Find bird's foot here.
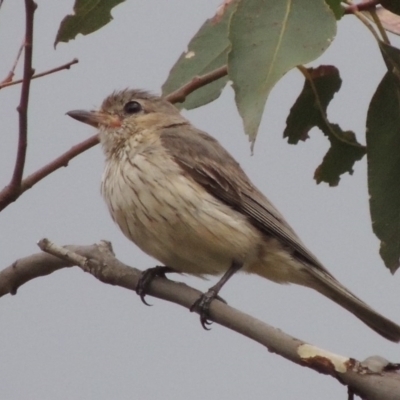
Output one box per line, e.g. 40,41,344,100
136,266,175,306
190,289,227,330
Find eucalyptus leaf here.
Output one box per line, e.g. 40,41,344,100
229,0,336,147
367,72,400,273
284,66,365,186
55,0,125,47
162,1,236,110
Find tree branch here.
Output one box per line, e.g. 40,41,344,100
0,0,36,211
165,65,228,104
20,134,99,193
14,0,36,190
0,58,79,90
0,239,399,399
0,40,24,85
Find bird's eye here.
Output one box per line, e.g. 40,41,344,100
123,101,142,114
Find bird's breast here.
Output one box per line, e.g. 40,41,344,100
100,148,263,276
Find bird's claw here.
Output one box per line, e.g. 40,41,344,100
190,289,227,330
136,266,174,306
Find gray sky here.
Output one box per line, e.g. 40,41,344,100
1,1,400,399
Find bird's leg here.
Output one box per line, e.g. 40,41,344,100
190,260,243,329
136,266,177,305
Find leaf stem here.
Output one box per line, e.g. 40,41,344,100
344,1,381,42
369,8,390,44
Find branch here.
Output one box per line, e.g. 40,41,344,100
165,65,228,103
0,58,82,211
0,0,36,210
20,134,99,193
0,58,79,90
0,40,24,85
0,239,399,399
0,134,99,211
14,0,36,189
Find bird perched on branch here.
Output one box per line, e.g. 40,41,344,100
67,89,400,342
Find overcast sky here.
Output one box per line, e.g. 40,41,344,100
1,1,400,399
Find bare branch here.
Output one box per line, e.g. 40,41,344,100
0,0,36,210
38,238,89,265
0,58,79,90
20,134,99,193
14,0,36,187
0,39,24,85
165,65,228,103
0,135,98,210
0,241,112,297
1,239,400,399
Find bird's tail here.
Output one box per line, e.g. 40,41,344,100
305,266,400,342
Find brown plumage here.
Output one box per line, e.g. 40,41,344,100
67,89,400,342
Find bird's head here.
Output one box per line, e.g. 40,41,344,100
67,89,185,158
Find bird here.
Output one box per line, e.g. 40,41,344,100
67,88,400,342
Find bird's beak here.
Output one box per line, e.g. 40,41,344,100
66,110,121,128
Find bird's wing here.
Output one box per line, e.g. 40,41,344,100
160,125,327,272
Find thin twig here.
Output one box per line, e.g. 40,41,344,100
0,40,24,85
20,134,99,193
165,65,228,103
0,135,98,211
38,238,91,269
0,0,37,211
14,0,36,188
0,58,79,90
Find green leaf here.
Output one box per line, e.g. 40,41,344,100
379,41,400,79
314,125,366,186
55,0,125,47
325,0,344,19
162,1,236,110
284,66,365,186
284,66,341,144
380,0,400,16
228,0,336,147
367,72,400,273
